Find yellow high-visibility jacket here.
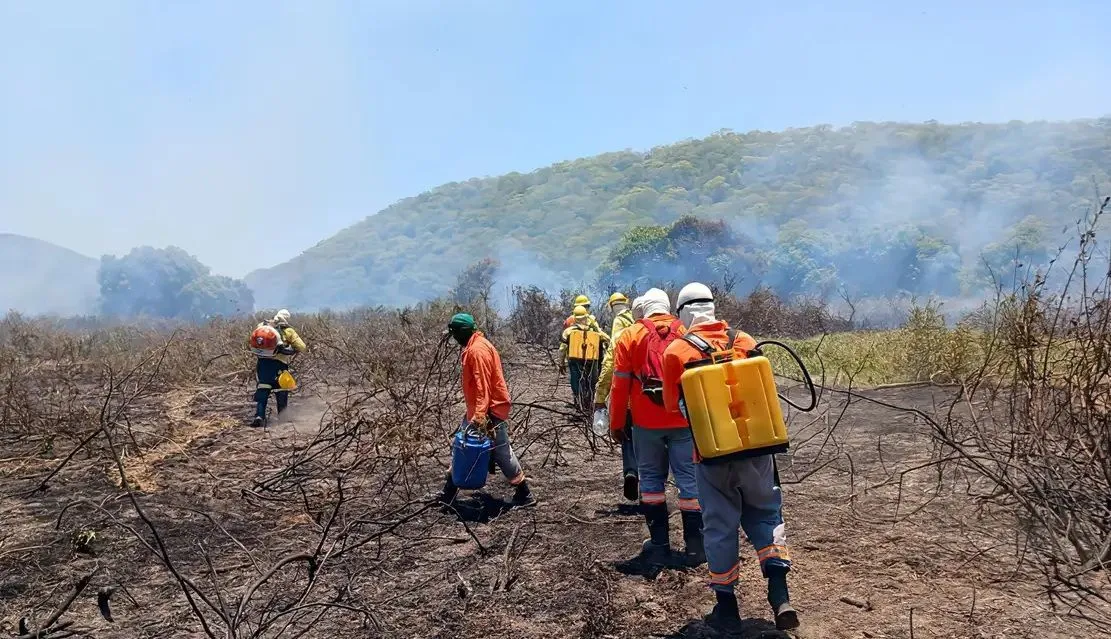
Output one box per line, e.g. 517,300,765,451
559,323,610,365
593,310,635,406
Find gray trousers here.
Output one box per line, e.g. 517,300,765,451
488,418,526,485
696,455,791,593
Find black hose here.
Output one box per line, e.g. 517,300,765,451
754,340,818,412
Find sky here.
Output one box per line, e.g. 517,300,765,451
1,1,1109,277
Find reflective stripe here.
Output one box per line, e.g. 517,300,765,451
678,497,701,512
756,544,791,562
709,563,740,586
257,383,273,390
614,371,633,379
640,492,666,505
509,471,526,486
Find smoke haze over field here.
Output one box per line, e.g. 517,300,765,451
2,1,1111,281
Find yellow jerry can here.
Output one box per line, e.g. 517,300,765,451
679,355,788,459
568,328,602,360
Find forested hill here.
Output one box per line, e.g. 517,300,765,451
247,119,1111,309
0,234,99,316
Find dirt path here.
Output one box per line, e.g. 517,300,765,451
1,374,1101,638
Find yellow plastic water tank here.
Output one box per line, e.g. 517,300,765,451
568,328,602,360
679,355,788,459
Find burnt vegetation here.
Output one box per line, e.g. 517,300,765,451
1,201,1110,638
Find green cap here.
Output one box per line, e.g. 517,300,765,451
447,313,476,331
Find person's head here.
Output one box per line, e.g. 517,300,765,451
607,292,629,314
573,294,591,312
630,296,645,320
676,282,715,328
637,288,671,319
572,305,590,327
445,313,477,346
273,309,291,326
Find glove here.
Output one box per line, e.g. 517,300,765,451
609,427,625,444
748,347,765,358
558,363,567,376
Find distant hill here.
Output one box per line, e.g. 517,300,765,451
0,234,99,316
247,119,1111,309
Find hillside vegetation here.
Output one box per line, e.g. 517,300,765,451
0,234,99,316
248,119,1111,309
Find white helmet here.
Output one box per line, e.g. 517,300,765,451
676,282,713,311
639,288,671,318
274,309,291,323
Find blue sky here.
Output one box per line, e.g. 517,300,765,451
1,1,1109,276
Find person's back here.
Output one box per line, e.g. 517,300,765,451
461,331,511,422
610,315,689,430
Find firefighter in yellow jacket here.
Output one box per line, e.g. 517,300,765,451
559,305,610,411
250,309,307,427
594,292,639,500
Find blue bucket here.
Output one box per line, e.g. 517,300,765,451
451,425,493,490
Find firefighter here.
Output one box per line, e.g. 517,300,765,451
608,288,703,565
250,309,307,428
563,294,602,330
437,313,536,508
594,292,640,501
559,305,610,411
661,282,798,632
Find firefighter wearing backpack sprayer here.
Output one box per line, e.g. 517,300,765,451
608,288,704,566
661,282,800,633
248,309,307,428
559,305,610,411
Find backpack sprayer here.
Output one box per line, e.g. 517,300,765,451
679,338,816,462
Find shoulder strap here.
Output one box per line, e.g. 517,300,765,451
682,333,715,357
726,327,736,345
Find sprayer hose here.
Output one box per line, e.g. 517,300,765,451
754,339,818,413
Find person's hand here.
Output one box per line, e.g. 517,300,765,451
471,414,493,437
277,345,296,355
609,428,625,444
558,363,567,376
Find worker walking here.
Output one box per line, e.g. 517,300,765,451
594,292,640,501
661,283,799,632
437,313,536,508
608,288,704,565
559,305,610,411
248,309,307,428
563,294,602,330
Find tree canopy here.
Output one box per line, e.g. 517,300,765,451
98,246,254,320
247,119,1111,309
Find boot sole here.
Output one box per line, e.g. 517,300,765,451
623,475,639,501
775,609,800,631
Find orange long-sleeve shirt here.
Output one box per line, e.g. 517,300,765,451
661,320,758,414
608,315,689,432
461,332,512,422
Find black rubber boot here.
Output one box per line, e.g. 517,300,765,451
250,416,264,428
640,503,671,564
512,481,537,507
680,510,706,566
704,589,743,634
436,472,458,507
622,472,639,502
767,567,799,630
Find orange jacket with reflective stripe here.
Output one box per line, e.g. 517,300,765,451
662,320,757,415
608,314,689,431
461,332,511,422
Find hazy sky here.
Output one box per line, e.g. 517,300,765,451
2,1,1109,277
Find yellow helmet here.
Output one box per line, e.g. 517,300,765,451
572,305,589,318
573,294,590,307
607,292,629,308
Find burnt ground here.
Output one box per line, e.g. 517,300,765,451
0,357,1104,639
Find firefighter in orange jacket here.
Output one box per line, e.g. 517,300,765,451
608,288,703,565
661,283,798,632
436,313,536,508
